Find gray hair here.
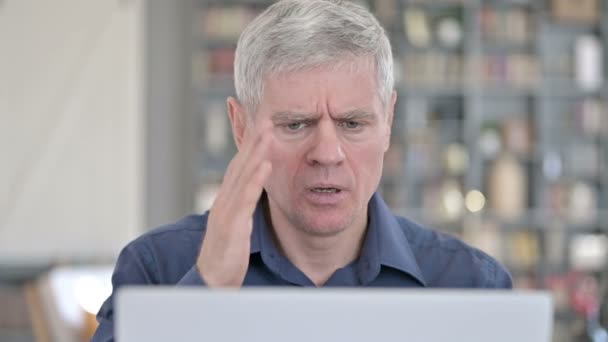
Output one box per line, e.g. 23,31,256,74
234,0,394,114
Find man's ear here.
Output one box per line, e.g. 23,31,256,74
384,90,397,152
227,97,248,150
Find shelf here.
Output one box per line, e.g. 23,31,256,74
480,0,537,7
541,16,602,33
401,43,466,54
476,86,539,97
187,2,608,333
481,152,540,164
196,38,238,48
480,42,536,54
193,77,235,96
391,208,608,232
398,85,466,97
403,0,473,8
197,0,273,7
539,83,607,98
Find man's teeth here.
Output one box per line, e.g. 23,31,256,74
312,188,339,193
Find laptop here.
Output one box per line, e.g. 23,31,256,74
116,287,553,342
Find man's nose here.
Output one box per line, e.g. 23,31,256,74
305,121,345,166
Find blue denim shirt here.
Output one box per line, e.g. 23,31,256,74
92,192,512,341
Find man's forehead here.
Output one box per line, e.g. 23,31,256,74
261,75,381,108
271,57,377,78
262,58,378,91
270,109,378,121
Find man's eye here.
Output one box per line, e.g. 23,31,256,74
342,121,360,129
286,122,306,131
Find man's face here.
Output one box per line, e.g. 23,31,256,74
250,62,395,236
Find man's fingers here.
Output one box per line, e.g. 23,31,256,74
242,161,272,208
198,118,273,288
238,118,272,163
223,119,272,185
235,131,273,190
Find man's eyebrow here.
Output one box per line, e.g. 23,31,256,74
271,111,318,122
335,109,378,120
270,109,377,122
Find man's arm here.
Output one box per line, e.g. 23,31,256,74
491,261,514,289
196,115,273,287
91,240,207,342
91,242,159,342
92,109,273,341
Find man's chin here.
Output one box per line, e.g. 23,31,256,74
297,225,347,237
293,212,353,237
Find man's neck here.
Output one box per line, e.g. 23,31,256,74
263,200,368,286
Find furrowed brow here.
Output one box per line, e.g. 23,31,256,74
335,109,377,121
271,111,318,123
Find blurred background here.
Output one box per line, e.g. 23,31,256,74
1,0,607,341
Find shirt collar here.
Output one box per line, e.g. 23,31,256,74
250,196,264,254
359,192,426,286
249,192,426,286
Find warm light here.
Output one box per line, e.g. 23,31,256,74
570,234,608,271
465,190,486,213
48,266,113,329
442,183,464,219
444,144,469,175
75,275,112,315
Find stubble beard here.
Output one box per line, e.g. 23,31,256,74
287,204,361,238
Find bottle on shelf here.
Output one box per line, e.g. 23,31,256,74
487,152,528,221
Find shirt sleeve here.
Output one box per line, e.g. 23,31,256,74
90,241,206,342
177,265,207,286
493,263,514,289
91,243,150,342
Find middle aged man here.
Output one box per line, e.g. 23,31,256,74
92,0,512,340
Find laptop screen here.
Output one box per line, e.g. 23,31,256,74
117,287,553,342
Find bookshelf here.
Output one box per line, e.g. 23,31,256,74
186,0,608,339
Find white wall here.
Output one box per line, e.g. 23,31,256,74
0,0,143,262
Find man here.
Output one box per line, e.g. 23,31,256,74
92,0,512,340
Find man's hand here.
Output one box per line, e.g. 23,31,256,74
197,121,273,287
